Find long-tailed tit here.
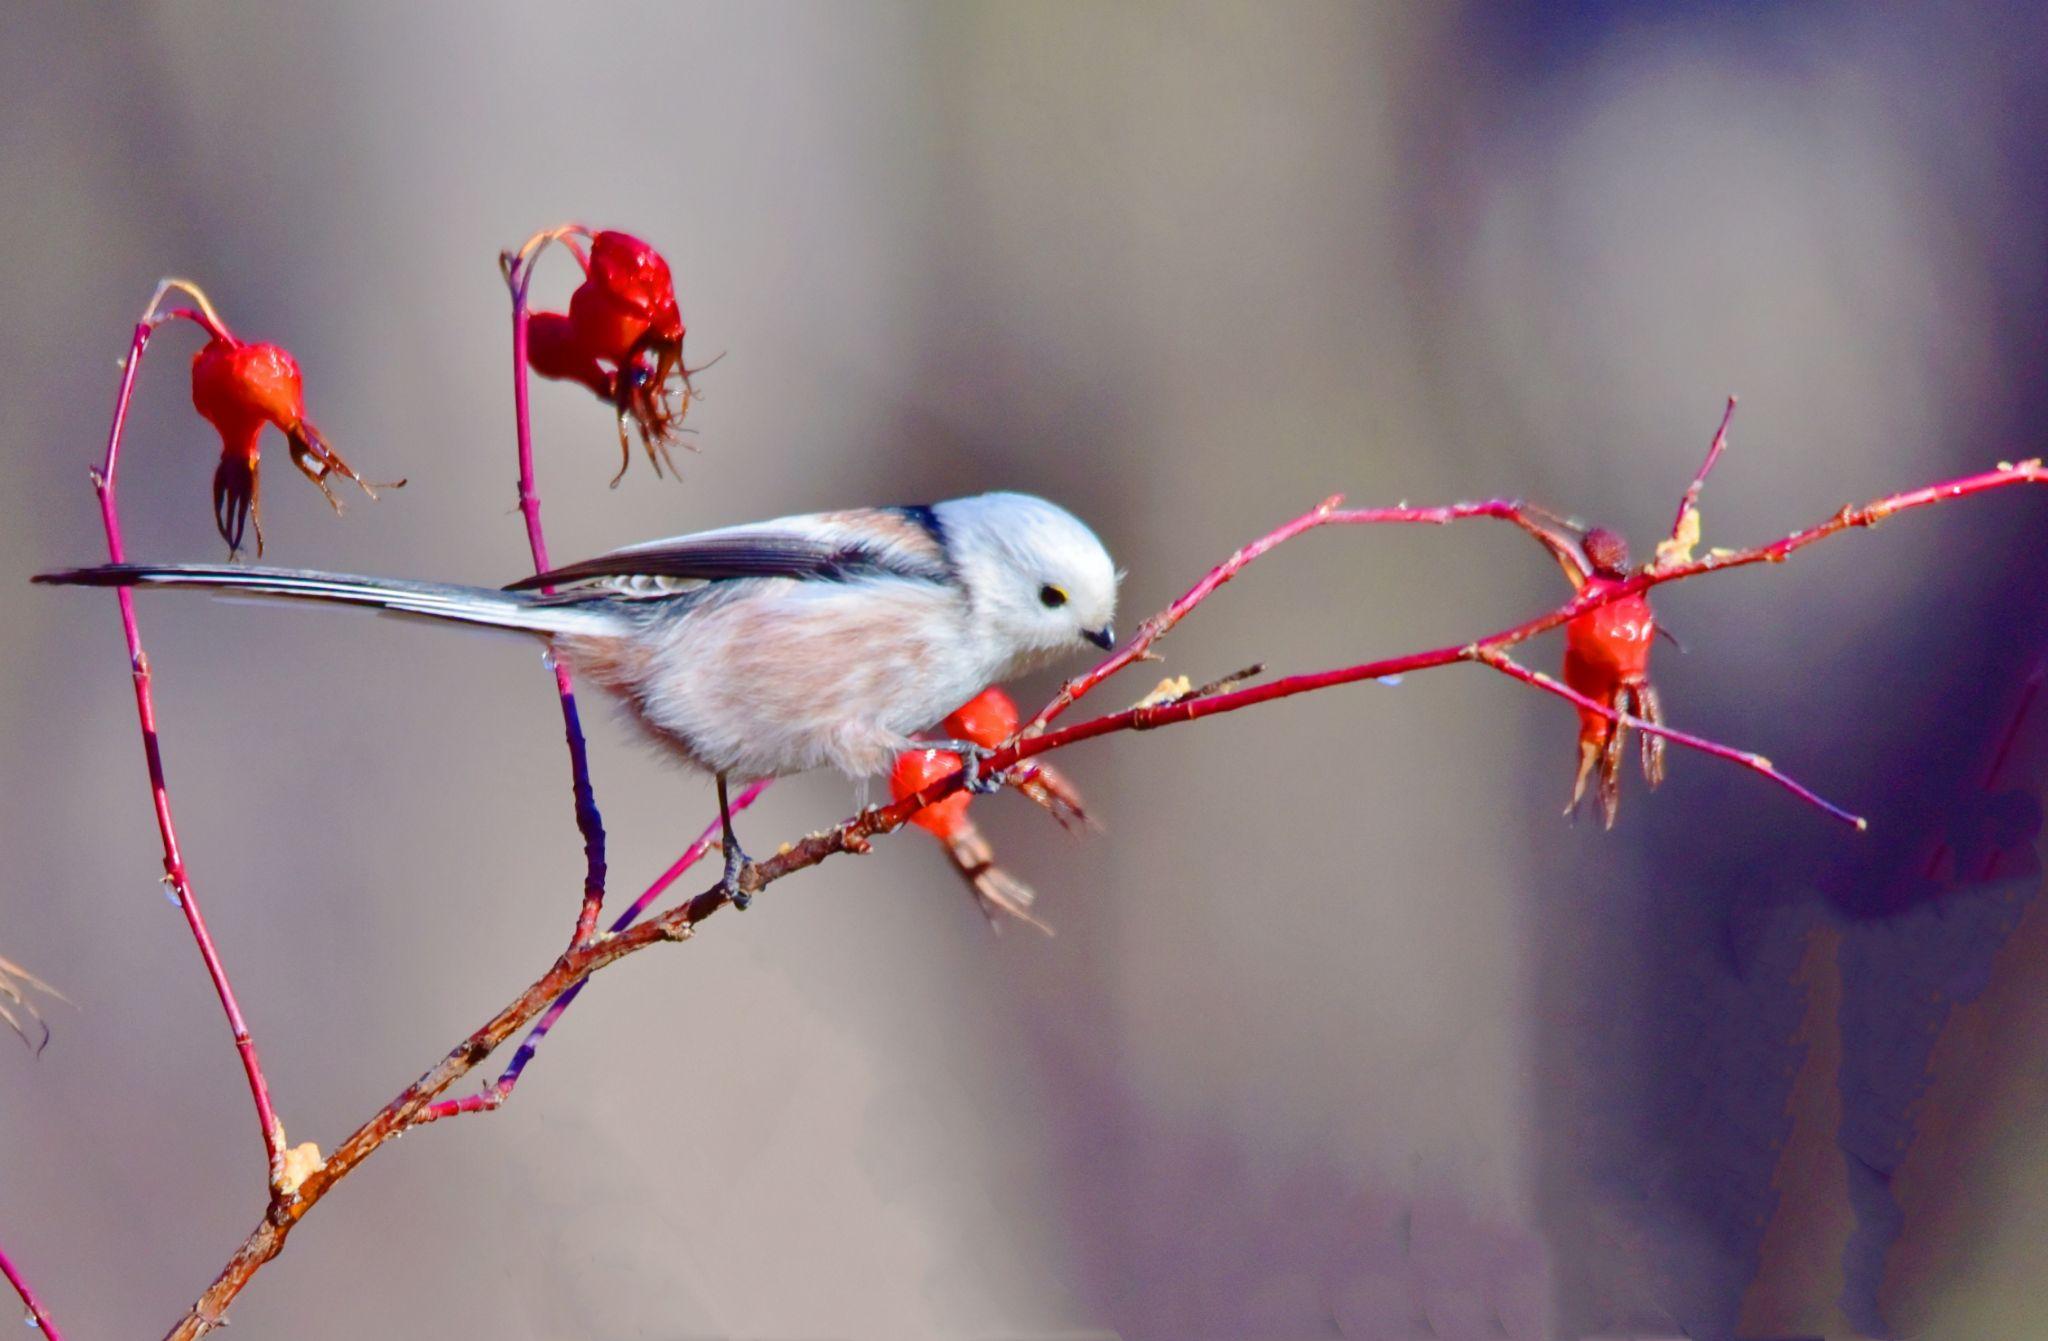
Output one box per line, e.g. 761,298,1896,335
38,491,1119,904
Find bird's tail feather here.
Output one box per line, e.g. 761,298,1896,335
31,564,610,637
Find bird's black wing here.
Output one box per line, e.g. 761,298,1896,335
505,506,951,592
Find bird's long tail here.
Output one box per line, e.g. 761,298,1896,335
31,563,612,637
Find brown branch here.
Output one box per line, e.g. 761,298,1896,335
412,778,771,1124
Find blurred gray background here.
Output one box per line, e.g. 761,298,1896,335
5,4,2047,1338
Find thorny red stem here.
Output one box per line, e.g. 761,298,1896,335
0,1238,65,1340
414,779,769,1124
154,422,2044,1336
98,310,288,1194
505,228,609,945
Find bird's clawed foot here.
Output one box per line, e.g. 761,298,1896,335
720,837,756,910
714,771,756,909
917,738,1007,794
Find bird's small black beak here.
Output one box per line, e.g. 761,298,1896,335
1084,625,1116,651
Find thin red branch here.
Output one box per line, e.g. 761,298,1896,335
504,228,609,946
1328,496,1594,586
1023,494,1344,733
1024,493,1583,734
96,310,288,1193
1473,647,1865,828
0,1238,65,1340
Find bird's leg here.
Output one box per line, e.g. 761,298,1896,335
716,772,755,909
911,738,1007,794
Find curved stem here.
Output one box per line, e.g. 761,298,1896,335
504,228,609,945
142,278,234,343
97,316,287,1193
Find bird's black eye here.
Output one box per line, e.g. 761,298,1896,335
1039,584,1068,608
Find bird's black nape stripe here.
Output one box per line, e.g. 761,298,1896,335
892,503,943,546
891,503,957,581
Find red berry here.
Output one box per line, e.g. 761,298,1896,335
890,749,974,838
192,339,306,459
526,312,612,400
942,686,1021,750
189,336,399,557
587,233,681,332
1563,579,1655,712
1561,570,1665,826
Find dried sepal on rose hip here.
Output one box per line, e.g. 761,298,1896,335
942,686,1093,830
1561,527,1666,828
190,335,402,557
890,746,1049,932
887,686,1097,932
523,229,701,486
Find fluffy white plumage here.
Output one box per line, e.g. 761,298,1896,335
37,491,1120,784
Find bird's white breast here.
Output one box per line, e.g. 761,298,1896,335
560,576,992,780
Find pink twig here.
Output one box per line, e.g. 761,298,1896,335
94,309,287,1192
1473,647,1864,827
503,228,609,946
1027,494,1586,734
0,1238,65,1340
1327,497,1593,583
413,779,772,1124
1024,495,1344,733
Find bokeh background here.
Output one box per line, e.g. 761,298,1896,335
5,4,2047,1338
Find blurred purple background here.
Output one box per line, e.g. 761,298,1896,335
4,4,2046,1338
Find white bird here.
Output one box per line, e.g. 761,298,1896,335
36,491,1120,904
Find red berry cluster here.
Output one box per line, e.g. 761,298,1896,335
525,230,696,485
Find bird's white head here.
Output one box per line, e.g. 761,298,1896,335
934,492,1120,677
